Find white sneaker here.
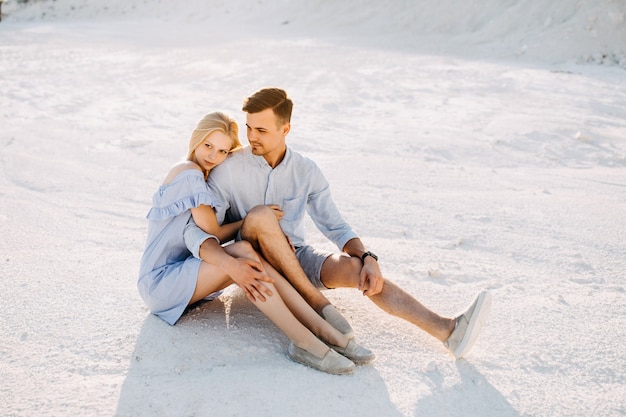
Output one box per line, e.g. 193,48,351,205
287,342,355,375
444,290,492,358
320,304,355,338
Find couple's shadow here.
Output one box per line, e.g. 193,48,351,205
412,360,520,417
115,288,517,417
115,288,403,417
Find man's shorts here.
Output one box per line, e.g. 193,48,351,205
294,245,334,289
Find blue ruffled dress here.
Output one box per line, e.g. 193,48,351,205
138,169,220,325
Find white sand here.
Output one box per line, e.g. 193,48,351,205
1,1,625,416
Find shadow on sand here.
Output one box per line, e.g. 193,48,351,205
115,289,402,417
412,360,521,417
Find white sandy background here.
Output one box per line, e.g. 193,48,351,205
1,1,625,416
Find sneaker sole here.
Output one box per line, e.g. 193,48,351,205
288,355,354,375
453,290,492,358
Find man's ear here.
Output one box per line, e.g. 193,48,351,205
282,122,291,136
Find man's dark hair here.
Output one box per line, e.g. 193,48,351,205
242,87,293,126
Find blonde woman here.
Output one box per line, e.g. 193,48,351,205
138,112,373,374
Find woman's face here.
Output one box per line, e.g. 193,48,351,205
192,131,232,172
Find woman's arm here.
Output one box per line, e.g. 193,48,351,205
190,205,242,243
164,161,242,242
191,203,285,244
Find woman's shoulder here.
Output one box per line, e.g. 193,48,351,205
162,161,203,185
147,161,216,222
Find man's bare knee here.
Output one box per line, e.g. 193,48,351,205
321,254,362,289
248,205,275,219
241,205,278,240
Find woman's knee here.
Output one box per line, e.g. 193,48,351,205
226,240,258,259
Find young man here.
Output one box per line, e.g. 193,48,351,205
185,88,491,359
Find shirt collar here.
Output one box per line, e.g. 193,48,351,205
248,146,292,170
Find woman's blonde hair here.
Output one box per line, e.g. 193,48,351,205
187,112,242,162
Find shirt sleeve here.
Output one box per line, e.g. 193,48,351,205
306,165,359,250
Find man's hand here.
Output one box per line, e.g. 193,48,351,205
225,257,274,302
358,257,384,296
267,204,284,222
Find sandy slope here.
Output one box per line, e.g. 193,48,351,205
3,0,626,66
0,1,625,416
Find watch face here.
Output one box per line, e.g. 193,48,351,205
363,251,378,261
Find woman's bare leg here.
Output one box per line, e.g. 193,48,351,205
249,282,330,358
191,241,330,358
260,259,352,349
188,262,233,305
189,240,274,305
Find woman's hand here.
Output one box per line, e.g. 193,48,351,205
226,257,274,302
199,238,275,302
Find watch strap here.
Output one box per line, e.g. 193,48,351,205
361,251,378,263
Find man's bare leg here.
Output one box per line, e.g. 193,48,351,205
240,206,331,313
239,206,453,341
321,253,456,342
369,280,456,341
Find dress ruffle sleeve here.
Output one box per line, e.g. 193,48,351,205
146,170,221,221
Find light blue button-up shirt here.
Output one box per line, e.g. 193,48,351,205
204,146,358,249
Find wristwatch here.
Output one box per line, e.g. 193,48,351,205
361,251,378,263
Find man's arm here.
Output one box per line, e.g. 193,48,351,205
342,238,384,296
303,163,382,295
306,167,358,249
